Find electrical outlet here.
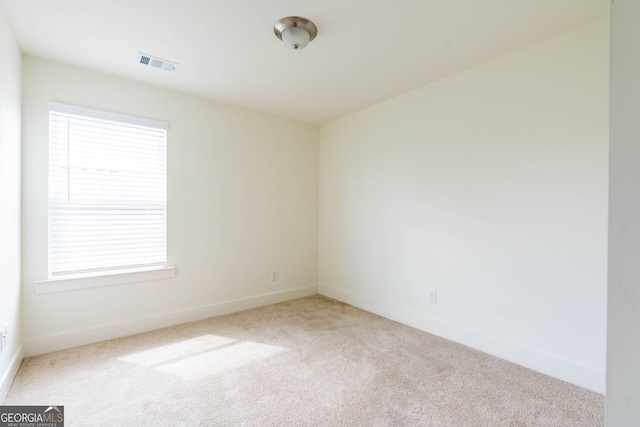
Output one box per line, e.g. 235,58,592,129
1,325,7,352
271,270,279,281
427,290,437,304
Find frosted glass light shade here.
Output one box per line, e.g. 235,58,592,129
281,26,311,50
274,16,317,50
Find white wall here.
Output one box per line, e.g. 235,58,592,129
319,20,609,393
0,5,22,401
608,0,640,423
21,57,318,355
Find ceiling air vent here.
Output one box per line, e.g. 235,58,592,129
137,53,179,72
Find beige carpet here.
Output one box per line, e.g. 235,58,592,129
5,295,603,426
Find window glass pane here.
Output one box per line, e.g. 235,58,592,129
48,105,167,276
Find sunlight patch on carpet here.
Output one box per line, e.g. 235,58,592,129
118,335,237,367
155,341,288,380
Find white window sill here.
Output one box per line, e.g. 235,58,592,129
35,266,176,294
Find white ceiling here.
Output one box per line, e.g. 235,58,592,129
0,0,608,124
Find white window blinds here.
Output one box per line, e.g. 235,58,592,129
48,102,168,277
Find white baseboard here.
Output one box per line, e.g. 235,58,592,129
24,285,318,357
318,284,605,394
1,345,23,404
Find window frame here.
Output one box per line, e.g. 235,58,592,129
38,102,175,293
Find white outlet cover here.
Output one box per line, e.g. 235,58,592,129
427,290,437,304
1,325,7,350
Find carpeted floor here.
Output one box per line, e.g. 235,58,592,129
5,295,603,426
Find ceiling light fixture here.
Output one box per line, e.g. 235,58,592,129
274,16,317,50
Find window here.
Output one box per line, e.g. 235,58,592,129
47,102,168,278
